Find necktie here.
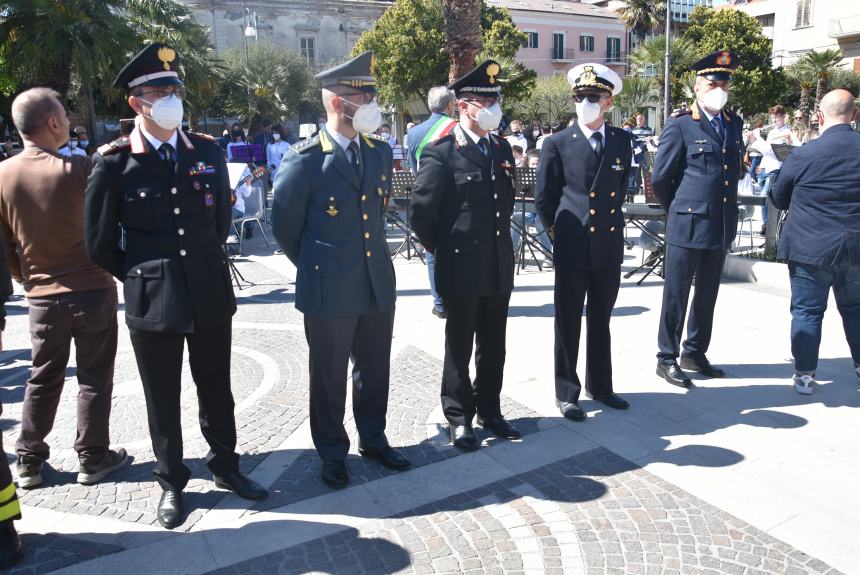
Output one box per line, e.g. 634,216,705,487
478,137,489,157
591,132,604,157
159,142,175,174
711,117,724,143
347,141,362,179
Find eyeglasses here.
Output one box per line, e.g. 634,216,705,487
573,93,606,104
339,92,375,105
137,86,187,101
462,96,502,107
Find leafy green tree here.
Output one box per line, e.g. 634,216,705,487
794,49,844,110
684,6,787,115
629,35,698,128
213,44,320,130
618,0,666,46
508,74,571,126
614,75,658,118
355,0,535,110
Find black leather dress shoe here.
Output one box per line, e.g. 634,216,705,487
477,415,522,439
679,354,725,378
157,490,184,530
214,471,268,500
449,425,479,451
585,392,630,410
656,362,692,387
557,400,585,422
0,523,23,568
358,444,411,470
321,460,349,489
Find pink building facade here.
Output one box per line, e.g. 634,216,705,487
491,0,629,80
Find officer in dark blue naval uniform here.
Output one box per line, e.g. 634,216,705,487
271,51,410,489
85,44,267,530
535,63,633,422
652,51,745,387
410,61,520,451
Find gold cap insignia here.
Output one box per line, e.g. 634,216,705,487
717,51,731,66
580,65,597,85
487,63,500,84
157,47,176,71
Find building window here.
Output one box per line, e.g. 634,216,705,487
300,37,316,67
521,31,539,49
580,34,594,52
795,0,812,28
552,33,565,59
607,37,621,63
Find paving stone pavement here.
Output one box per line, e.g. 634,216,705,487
206,447,843,575
2,533,123,575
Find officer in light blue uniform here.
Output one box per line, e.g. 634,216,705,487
271,51,411,490
652,51,745,388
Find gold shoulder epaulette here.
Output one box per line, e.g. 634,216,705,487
291,135,321,154
97,137,130,156
187,131,215,141
671,107,692,118
364,132,385,142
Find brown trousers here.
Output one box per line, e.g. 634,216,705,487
16,287,118,466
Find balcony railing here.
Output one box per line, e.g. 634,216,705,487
606,50,626,64
829,15,860,39
551,48,576,62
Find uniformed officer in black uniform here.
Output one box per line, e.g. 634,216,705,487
410,61,520,451
652,51,744,387
535,63,632,422
85,44,267,530
271,51,410,490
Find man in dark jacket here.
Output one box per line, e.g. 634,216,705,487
535,63,632,422
651,51,744,388
85,44,266,530
271,51,411,490
410,60,520,451
769,89,860,395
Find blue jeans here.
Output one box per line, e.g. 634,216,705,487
758,170,776,225
748,155,761,180
426,251,442,309
511,211,552,253
789,260,860,372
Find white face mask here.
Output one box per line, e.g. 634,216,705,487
465,101,503,132
272,133,281,141
342,99,382,134
575,101,603,125
140,94,184,130
532,130,540,138
701,87,728,112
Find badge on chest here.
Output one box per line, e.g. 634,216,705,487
612,157,624,172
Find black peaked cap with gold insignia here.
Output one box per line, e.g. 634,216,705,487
691,50,740,82
315,50,378,94
114,43,183,92
448,60,503,98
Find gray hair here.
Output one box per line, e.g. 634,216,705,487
427,86,456,114
11,87,62,136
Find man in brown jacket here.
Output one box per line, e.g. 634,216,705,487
0,88,127,489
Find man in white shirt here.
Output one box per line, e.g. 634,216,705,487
749,104,797,235
58,131,87,157
506,119,528,151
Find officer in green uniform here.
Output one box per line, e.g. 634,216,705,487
271,51,411,490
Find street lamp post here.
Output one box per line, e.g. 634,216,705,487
241,1,257,124
663,1,672,124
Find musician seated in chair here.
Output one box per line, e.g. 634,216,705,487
227,167,254,245
511,149,552,257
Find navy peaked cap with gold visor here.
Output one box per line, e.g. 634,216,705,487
691,50,740,82
114,43,183,92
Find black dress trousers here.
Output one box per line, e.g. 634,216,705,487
304,308,394,461
441,293,511,426
128,319,239,491
554,268,620,403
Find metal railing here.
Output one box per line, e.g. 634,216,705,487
550,48,576,62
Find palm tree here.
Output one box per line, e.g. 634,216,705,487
0,0,138,136
618,0,667,47
443,0,483,83
629,35,699,128
614,75,658,118
787,63,816,117
795,49,844,110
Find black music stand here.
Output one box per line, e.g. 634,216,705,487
772,143,794,162
386,171,424,262
513,167,553,273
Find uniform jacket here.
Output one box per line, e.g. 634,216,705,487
535,124,632,271
409,125,516,298
770,124,860,267
271,128,395,317
651,102,744,251
85,125,236,333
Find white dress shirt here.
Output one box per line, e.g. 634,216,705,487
577,120,606,154
139,124,178,155
327,128,362,165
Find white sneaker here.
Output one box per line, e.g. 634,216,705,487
793,372,815,395
226,235,239,245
